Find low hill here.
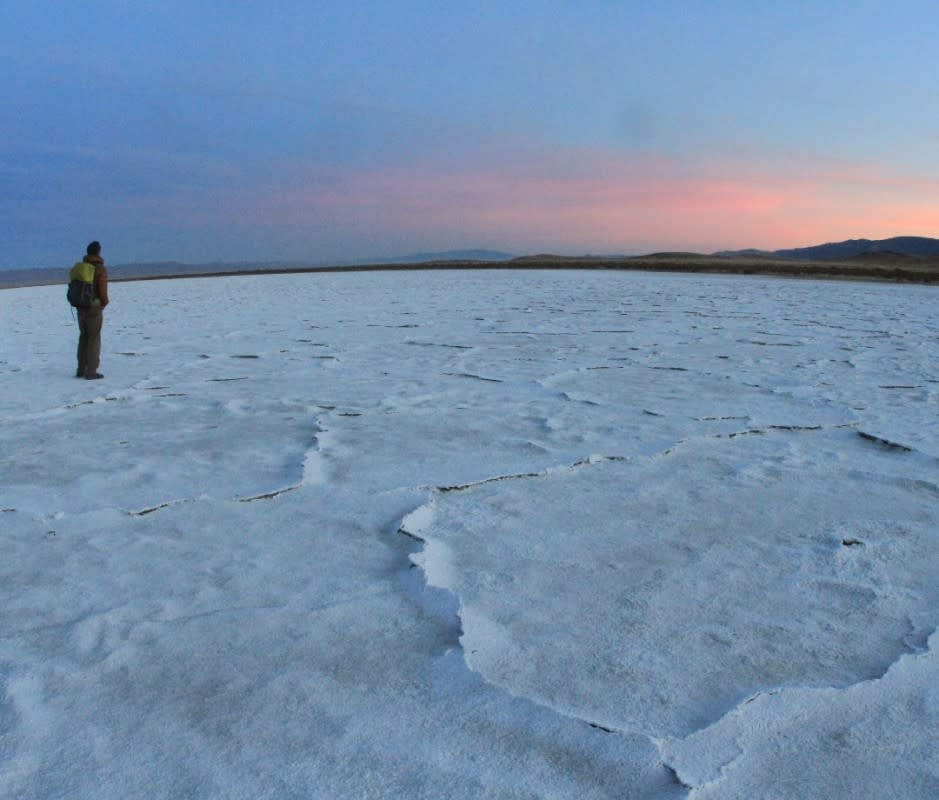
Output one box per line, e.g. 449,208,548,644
719,236,939,260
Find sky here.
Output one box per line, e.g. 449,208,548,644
3,1,939,269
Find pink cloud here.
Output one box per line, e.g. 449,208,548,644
157,144,939,254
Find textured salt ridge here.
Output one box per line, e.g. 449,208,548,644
397,435,938,795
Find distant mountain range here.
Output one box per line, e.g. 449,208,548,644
4,240,939,289
718,236,939,260
380,249,514,263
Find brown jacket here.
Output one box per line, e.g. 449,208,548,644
84,254,109,308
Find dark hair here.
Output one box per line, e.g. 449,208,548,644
86,241,101,256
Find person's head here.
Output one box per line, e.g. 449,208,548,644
86,241,101,256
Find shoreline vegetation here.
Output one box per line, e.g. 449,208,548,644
116,252,939,286
5,251,939,290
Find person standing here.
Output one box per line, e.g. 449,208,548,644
71,240,109,379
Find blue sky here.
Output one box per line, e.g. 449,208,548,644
3,1,938,269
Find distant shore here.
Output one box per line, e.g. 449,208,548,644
5,252,939,290
111,253,939,286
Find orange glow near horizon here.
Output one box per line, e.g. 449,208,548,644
240,148,939,255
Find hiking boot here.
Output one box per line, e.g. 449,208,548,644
76,368,84,377
85,372,104,380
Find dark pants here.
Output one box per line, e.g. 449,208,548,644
77,307,103,377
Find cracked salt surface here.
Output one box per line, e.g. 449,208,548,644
403,434,937,750
2,270,938,798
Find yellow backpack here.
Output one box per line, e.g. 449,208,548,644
67,261,96,308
